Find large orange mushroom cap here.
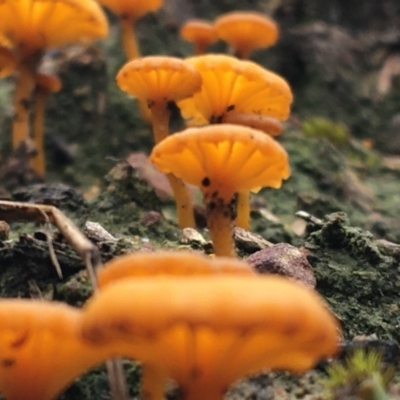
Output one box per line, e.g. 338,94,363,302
151,124,290,200
0,0,108,59
98,251,255,288
98,0,163,22
0,300,112,400
82,274,340,400
215,11,279,59
117,56,202,106
180,19,218,55
178,54,292,126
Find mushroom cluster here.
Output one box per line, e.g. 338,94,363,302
179,11,279,59
0,252,339,400
0,0,108,175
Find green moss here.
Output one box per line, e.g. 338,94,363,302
305,212,400,341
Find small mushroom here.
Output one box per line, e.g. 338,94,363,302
0,0,108,164
30,73,62,175
215,11,279,59
0,299,112,400
150,124,290,257
117,56,202,228
180,20,218,55
98,0,163,60
82,273,340,400
179,54,292,127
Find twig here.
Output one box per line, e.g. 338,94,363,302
0,200,130,400
295,210,324,226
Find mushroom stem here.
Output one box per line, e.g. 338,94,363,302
150,102,195,229
121,17,140,60
12,64,36,149
235,191,250,230
30,86,47,175
206,198,236,257
141,365,166,400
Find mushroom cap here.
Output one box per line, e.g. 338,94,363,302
116,56,202,104
98,251,255,288
180,19,218,48
223,112,283,136
178,54,292,126
98,0,163,21
215,11,278,55
35,73,62,93
150,124,290,200
0,46,17,78
0,300,111,400
82,274,339,396
0,0,108,58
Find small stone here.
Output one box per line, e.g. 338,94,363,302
246,243,316,288
234,227,273,252
180,228,209,246
85,221,117,242
0,221,10,241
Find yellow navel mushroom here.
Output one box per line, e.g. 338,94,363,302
180,19,218,55
82,271,340,400
0,299,112,400
0,0,108,171
151,124,290,257
117,56,202,228
215,11,279,59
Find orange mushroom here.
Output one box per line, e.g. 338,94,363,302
82,272,340,400
150,124,290,257
117,56,202,229
30,73,62,175
178,54,292,230
178,54,292,127
0,299,112,400
180,19,218,55
96,251,255,400
214,11,279,59
98,0,163,60
0,0,108,166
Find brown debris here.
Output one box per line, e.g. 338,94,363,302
246,243,316,288
0,220,10,240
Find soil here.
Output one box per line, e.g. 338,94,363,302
0,0,400,399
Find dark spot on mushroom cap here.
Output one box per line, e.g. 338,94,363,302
1,358,15,368
201,177,210,187
208,201,216,211
226,104,235,112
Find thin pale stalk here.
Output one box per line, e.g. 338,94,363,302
235,191,250,230
121,17,140,60
206,198,236,257
30,90,46,175
150,103,195,228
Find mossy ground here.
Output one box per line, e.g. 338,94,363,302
1,0,400,398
